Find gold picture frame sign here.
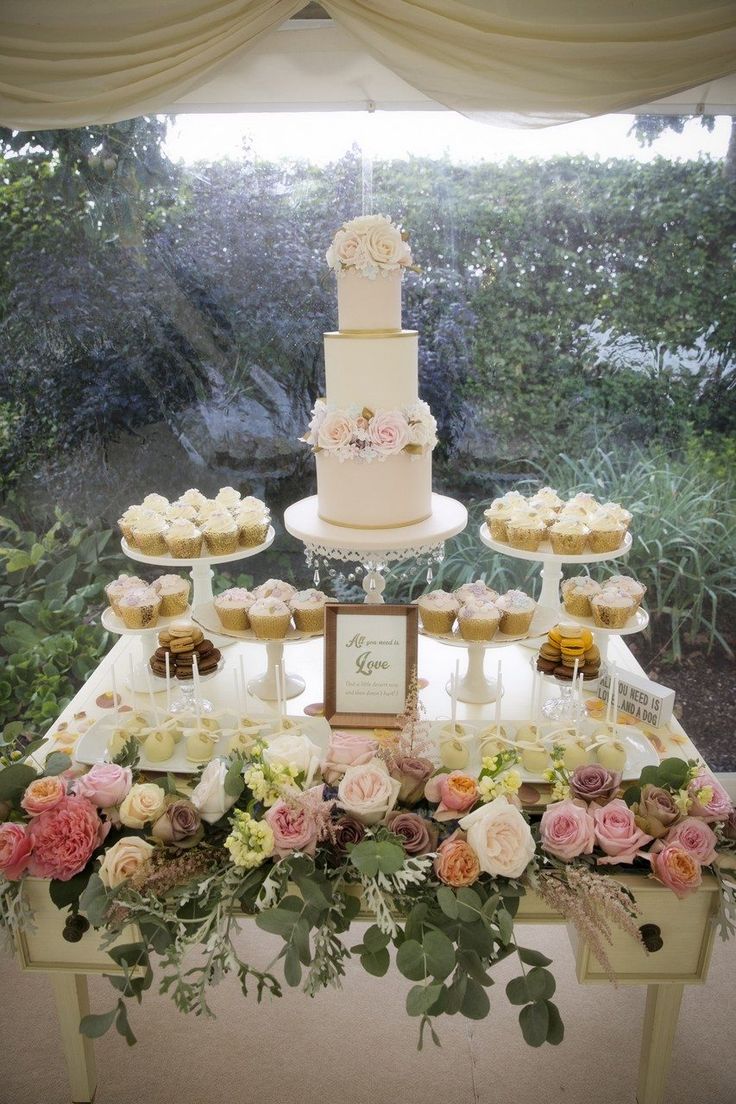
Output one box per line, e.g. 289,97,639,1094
324,604,419,728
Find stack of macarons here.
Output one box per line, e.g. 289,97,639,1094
150,621,221,680
535,623,601,681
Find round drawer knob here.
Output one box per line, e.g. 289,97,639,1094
639,923,663,952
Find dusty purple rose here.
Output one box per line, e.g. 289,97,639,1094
332,815,366,853
386,811,439,855
632,784,681,838
151,799,202,846
390,755,434,805
569,765,621,803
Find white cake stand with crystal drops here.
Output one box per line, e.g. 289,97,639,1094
101,606,194,693
284,494,467,604
120,529,275,646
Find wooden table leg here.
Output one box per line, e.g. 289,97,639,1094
637,983,684,1104
51,974,97,1103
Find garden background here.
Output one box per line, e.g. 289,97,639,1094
0,117,734,766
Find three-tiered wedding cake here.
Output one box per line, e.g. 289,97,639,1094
302,215,437,529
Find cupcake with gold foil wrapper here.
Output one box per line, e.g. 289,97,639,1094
590,587,631,629
496,589,536,636
587,508,625,553
248,597,292,640
549,517,590,555
483,492,525,541
201,511,239,556
236,502,270,548
213,587,256,632
457,603,500,642
118,587,162,629
505,511,546,552
289,589,330,634
561,576,601,618
131,514,169,556
165,518,203,558
417,590,459,634
152,574,190,617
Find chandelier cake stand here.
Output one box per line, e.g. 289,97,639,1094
284,494,468,604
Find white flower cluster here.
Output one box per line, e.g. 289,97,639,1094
303,399,437,463
325,214,413,280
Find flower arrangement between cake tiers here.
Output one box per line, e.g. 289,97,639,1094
303,399,437,462
1,709,735,1051
325,214,413,279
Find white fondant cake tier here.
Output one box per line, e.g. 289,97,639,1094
316,450,432,528
324,331,418,409
337,268,402,332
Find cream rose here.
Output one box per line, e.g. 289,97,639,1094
317,411,355,451
369,410,410,455
363,222,407,269
263,733,322,788
337,759,401,826
326,228,367,271
460,796,536,879
98,837,154,888
118,783,167,829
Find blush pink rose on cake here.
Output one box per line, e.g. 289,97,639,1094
317,411,355,451
369,410,410,455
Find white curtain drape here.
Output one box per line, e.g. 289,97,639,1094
1,1,735,130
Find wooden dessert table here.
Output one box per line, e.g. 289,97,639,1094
15,633,720,1104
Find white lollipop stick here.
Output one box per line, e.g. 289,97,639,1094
281,664,288,721
233,669,242,716
128,653,136,701
111,665,119,712
193,653,202,731
451,659,459,730
165,652,171,714
239,653,248,714
494,660,502,728
275,664,283,728
611,663,619,733
144,665,157,720
572,658,580,737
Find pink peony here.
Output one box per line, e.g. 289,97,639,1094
0,822,33,880
264,798,320,858
662,818,717,865
21,775,66,817
540,799,596,861
425,772,478,823
369,410,410,456
317,411,355,451
322,730,379,785
649,844,702,898
592,799,652,864
687,770,733,822
27,796,108,881
73,764,132,808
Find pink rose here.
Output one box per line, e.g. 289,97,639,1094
21,775,66,817
322,731,379,785
264,795,320,858
369,411,409,456
337,760,401,825
649,844,702,898
27,796,108,881
73,764,132,808
425,772,478,823
317,411,355,451
592,799,652,865
662,818,717,865
0,822,33,880
385,811,439,855
540,799,596,861
434,830,480,887
688,770,733,822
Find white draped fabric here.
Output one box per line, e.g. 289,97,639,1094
1,1,735,129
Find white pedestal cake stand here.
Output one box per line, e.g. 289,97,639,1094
120,529,275,646
284,494,467,604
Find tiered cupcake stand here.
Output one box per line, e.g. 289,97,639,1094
101,605,193,694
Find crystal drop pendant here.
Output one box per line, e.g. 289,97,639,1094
313,567,320,587
426,566,433,584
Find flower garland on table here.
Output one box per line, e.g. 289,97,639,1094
303,399,437,463
1,717,735,1051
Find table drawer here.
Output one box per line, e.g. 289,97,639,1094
16,878,141,975
569,879,719,984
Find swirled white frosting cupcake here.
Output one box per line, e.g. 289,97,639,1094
164,518,203,558
213,587,256,631
590,587,631,629
236,503,270,548
248,597,292,640
165,502,198,522
557,502,590,523
549,516,590,555
131,513,169,556
561,575,602,617
587,508,625,553
505,510,546,552
180,488,208,509
195,499,222,523
104,574,148,615
568,492,600,515
457,602,500,642
201,511,238,555
602,574,646,612
483,492,526,541
118,587,162,629
599,502,633,531
529,486,564,512
152,574,190,617
215,486,242,510
290,589,330,634
453,580,499,606
417,590,459,634
253,578,297,602
142,493,170,513
118,504,157,545
496,589,536,635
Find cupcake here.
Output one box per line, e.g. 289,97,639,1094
416,590,459,634
529,487,564,513
131,514,169,557
600,502,633,531
248,597,292,640
118,587,162,629
215,486,242,510
505,511,546,552
152,574,190,617
213,587,256,631
165,518,203,559
180,488,208,510
165,502,199,523
496,590,536,636
603,574,646,611
105,574,147,616
556,503,590,523
560,576,602,618
587,509,625,553
568,492,600,516
118,505,159,547
142,493,169,513
453,580,499,606
590,587,632,629
483,492,525,541
236,503,270,548
548,517,590,556
201,512,239,555
253,578,298,603
457,603,500,642
290,589,329,634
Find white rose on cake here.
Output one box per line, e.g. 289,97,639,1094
406,402,438,453
325,214,413,278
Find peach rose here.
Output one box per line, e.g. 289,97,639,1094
0,822,33,880
460,797,536,879
119,783,167,829
434,830,480,887
98,837,155,888
21,775,66,817
425,771,478,823
369,411,409,456
317,411,355,451
27,797,108,881
649,844,702,898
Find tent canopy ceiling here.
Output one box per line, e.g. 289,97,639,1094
169,17,736,118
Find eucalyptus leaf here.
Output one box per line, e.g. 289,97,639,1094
80,1005,118,1039
406,982,443,1017
42,751,71,776
461,978,491,1020
519,1000,550,1047
545,1000,565,1045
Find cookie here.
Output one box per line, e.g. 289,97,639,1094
554,665,574,680
580,629,594,649
558,622,584,638
536,657,557,674
561,642,585,656
170,639,197,654
583,645,601,663
548,628,562,645
539,643,561,660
